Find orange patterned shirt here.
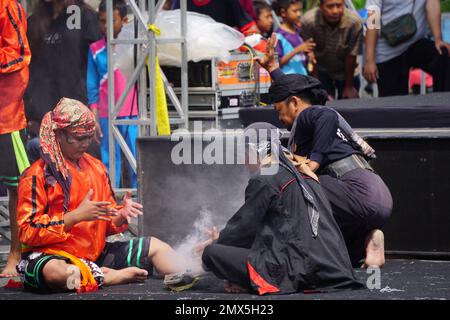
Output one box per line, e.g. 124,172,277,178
18,153,128,261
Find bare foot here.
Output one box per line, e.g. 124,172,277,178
0,252,20,278
102,267,148,286
362,229,385,269
224,280,249,293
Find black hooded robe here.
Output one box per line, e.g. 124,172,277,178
204,165,363,295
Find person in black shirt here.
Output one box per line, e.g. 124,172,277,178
25,0,102,161
258,34,393,268
192,123,362,295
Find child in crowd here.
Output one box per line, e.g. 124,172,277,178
254,1,274,38
87,0,138,188
273,0,315,75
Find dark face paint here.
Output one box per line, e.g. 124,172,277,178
58,130,93,162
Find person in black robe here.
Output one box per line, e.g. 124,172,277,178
255,34,393,269
197,123,363,295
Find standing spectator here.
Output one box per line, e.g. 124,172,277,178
25,0,102,161
273,0,316,75
364,0,450,97
172,0,260,35
254,0,274,38
0,0,31,277
301,0,363,99
87,0,138,188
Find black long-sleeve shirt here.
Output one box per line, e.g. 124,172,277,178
25,6,102,123
294,106,357,166
269,68,357,166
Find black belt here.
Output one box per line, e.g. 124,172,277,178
322,154,373,179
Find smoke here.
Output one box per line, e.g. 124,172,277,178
173,206,221,274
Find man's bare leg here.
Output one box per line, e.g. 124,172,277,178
148,237,186,275
43,259,149,290
42,259,76,291
0,188,20,277
362,229,385,268
101,267,148,286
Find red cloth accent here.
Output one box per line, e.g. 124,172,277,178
240,21,257,35
247,261,280,295
192,0,211,6
304,289,326,294
76,283,99,294
253,41,267,53
3,279,23,289
279,178,296,193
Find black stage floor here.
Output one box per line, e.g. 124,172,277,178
1,259,449,300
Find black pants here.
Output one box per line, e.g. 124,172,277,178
202,244,251,290
319,168,393,266
377,38,450,97
318,71,360,99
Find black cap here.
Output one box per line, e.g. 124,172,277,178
268,74,322,104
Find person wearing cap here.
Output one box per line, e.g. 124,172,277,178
194,123,362,295
16,98,195,293
256,34,393,268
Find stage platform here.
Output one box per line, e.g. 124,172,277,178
239,92,450,129
1,259,449,300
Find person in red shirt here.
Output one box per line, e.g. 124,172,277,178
17,98,194,293
0,0,31,277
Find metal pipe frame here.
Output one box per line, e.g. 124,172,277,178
106,0,189,187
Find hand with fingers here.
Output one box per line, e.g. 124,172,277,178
307,51,317,65
255,33,279,73
76,189,118,222
363,60,379,83
117,191,144,224
295,38,316,54
194,226,220,256
435,39,450,56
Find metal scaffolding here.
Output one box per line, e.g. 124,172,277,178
106,0,189,188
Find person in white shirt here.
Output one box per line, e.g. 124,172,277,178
364,0,450,96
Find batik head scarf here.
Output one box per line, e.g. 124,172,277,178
39,98,96,211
